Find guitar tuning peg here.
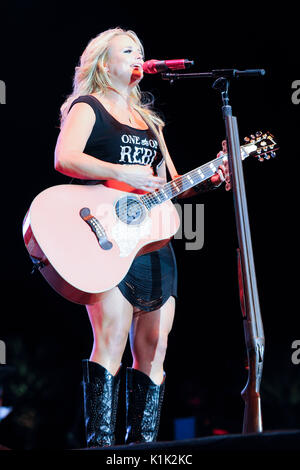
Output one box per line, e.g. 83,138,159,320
270,151,276,158
264,154,271,160
244,136,250,142
256,131,262,137
258,154,265,162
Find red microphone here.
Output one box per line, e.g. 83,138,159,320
142,59,194,74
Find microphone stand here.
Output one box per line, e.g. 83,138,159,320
162,68,265,434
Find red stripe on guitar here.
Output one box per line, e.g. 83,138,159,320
103,179,147,194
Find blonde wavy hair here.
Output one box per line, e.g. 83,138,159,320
59,27,168,157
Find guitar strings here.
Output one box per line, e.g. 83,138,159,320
141,155,225,208
143,136,270,207
117,199,144,220
115,137,271,217
142,138,263,207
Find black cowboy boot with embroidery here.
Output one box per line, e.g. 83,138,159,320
125,367,166,444
82,359,121,447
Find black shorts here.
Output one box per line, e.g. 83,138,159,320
118,242,178,314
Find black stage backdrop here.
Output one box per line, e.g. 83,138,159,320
0,1,298,450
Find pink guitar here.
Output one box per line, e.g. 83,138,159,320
22,132,277,305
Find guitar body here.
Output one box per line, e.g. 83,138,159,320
22,183,180,305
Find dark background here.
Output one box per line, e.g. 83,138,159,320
0,0,299,450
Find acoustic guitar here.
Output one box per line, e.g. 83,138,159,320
22,132,277,304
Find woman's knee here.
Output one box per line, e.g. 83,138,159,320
133,327,170,363
131,297,175,363
86,287,133,355
87,288,133,329
104,327,130,354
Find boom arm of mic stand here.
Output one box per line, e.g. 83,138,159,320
161,72,213,81
161,69,265,81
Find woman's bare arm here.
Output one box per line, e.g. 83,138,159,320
55,102,119,180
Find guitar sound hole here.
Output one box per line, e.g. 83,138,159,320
115,196,146,225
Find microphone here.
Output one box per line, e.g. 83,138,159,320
143,59,194,74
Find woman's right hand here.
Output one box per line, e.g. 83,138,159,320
115,164,165,192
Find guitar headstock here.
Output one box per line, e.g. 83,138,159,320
242,131,278,162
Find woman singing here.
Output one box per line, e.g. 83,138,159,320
54,27,230,448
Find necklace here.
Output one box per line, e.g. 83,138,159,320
128,110,134,125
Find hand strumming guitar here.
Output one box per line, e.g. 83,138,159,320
116,164,165,192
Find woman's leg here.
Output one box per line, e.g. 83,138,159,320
86,286,134,374
125,296,176,444
82,287,133,447
129,296,176,384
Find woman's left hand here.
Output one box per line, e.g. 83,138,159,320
210,140,232,191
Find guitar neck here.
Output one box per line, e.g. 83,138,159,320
141,145,251,208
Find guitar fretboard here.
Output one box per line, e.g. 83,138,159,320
140,146,249,210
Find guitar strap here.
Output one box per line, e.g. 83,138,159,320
163,147,178,180
157,126,178,180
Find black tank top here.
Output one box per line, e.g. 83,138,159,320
68,95,164,182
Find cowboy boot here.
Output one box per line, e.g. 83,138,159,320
125,367,166,444
82,359,121,447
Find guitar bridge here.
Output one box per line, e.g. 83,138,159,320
80,207,113,250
